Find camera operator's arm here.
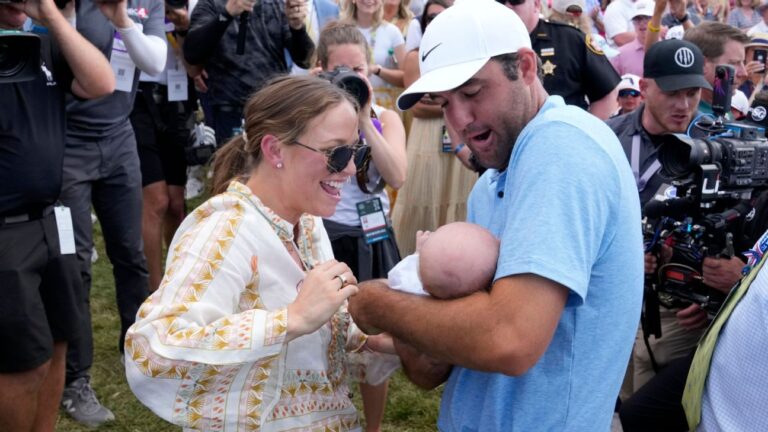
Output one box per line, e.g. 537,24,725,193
283,0,314,69
97,0,167,76
702,256,744,294
184,0,252,65
24,0,114,99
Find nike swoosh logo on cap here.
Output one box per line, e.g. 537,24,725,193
422,43,443,62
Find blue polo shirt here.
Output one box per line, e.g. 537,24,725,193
437,96,643,431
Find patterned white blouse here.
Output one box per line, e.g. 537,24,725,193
125,181,369,431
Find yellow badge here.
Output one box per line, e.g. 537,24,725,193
542,60,557,76
585,33,605,56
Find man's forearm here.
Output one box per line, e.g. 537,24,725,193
350,278,567,376
46,9,114,98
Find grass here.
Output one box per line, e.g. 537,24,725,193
54,194,442,431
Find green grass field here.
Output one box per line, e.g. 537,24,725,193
54,203,442,431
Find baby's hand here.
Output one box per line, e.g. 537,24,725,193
415,230,431,252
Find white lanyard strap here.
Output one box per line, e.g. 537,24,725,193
631,133,660,192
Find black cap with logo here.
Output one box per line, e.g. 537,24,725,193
644,39,712,92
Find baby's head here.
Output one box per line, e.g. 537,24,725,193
418,222,500,299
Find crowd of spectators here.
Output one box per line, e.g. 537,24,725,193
3,0,768,430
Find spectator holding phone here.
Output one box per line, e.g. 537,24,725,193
739,33,768,98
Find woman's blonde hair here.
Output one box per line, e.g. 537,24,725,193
211,75,358,195
339,0,384,27
316,20,372,69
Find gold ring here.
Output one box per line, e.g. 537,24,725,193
335,274,347,289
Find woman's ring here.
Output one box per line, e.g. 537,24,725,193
335,274,347,289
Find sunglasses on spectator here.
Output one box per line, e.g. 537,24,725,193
496,0,527,6
293,141,363,173
618,89,641,98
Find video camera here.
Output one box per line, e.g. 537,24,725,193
643,64,768,315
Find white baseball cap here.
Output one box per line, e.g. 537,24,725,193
396,0,531,111
631,1,654,20
617,74,641,92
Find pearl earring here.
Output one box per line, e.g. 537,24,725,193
276,162,284,169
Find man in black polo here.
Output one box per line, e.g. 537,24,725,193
499,0,621,119
606,39,744,401
0,0,114,430
184,0,314,144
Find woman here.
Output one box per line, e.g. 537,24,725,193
390,0,478,257
124,76,385,430
316,21,407,432
728,0,760,30
383,0,413,35
341,0,406,113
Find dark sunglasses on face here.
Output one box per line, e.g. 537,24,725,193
496,0,527,5
293,141,363,173
618,89,641,98
566,6,583,16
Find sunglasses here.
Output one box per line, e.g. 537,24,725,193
618,89,641,98
293,141,363,173
496,0,527,5
566,6,583,16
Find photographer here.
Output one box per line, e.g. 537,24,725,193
315,21,407,432
684,22,751,119
0,0,114,430
59,0,167,426
619,91,768,431
606,39,714,394
183,0,314,144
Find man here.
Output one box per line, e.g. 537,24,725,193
684,22,750,117
349,0,643,430
738,33,768,98
499,0,620,119
184,0,314,144
60,0,166,426
604,0,639,47
606,40,717,393
610,0,652,77
613,73,642,117
0,0,114,430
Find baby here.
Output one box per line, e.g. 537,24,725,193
389,222,500,299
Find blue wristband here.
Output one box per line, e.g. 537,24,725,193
453,143,466,154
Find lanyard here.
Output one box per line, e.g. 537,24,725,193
631,133,660,192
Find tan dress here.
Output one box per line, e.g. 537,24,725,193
391,116,478,256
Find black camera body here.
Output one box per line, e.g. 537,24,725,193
318,66,369,109
644,123,768,314
0,31,40,84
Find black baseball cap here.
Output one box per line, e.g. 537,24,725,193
644,39,712,92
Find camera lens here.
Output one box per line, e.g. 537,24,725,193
0,42,27,79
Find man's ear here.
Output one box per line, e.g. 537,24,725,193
519,48,539,84
260,134,284,169
639,78,649,98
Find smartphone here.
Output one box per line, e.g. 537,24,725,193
754,49,767,72
712,64,735,118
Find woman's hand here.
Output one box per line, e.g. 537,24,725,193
287,260,358,340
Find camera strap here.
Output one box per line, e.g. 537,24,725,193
631,134,661,192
